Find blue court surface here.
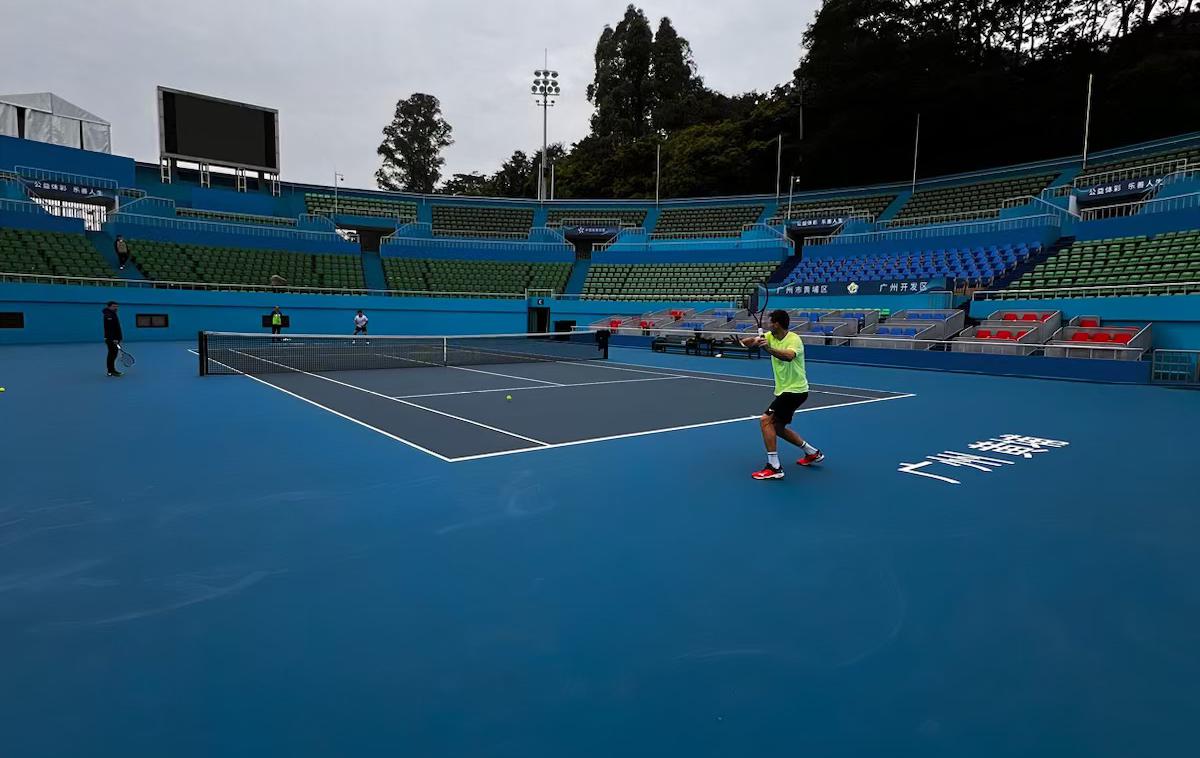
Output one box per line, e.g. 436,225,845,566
2,340,1198,757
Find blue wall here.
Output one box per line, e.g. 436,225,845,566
0,208,86,234
809,224,1060,259
0,283,528,344
1073,209,1200,241
106,219,358,254
0,135,136,187
771,292,956,311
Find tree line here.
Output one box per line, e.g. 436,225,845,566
376,1,1199,199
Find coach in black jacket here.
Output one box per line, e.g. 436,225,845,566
103,301,123,377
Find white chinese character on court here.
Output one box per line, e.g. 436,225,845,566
898,461,960,485
926,451,1015,472
820,285,828,294
900,282,909,291
968,434,1069,458
889,283,899,292
919,281,928,291
803,285,811,294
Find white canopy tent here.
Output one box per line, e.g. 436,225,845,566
0,92,111,153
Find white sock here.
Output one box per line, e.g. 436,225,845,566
801,441,818,455
767,452,780,468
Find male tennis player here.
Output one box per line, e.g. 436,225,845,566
741,309,823,480
353,310,369,335
270,306,284,343
102,300,123,377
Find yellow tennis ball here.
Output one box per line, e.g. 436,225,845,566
0,387,6,392
505,395,512,401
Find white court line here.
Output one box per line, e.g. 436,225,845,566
562,359,886,400
447,364,564,386
602,358,914,397
446,391,917,462
228,349,551,447
598,359,907,400
187,349,457,462
391,374,685,400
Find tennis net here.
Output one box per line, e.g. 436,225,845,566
198,329,609,375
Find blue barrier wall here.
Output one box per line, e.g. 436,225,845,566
805,224,1060,259
0,284,528,344
105,220,358,254
0,135,136,188
593,247,787,264
771,292,957,311
1073,209,1200,241
970,293,1200,349
380,242,575,262
0,208,86,234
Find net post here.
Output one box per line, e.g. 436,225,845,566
442,337,448,366
198,331,208,376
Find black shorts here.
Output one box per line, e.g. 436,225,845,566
765,391,809,424
354,326,368,334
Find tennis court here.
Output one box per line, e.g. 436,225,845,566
194,330,912,460
3,336,1199,758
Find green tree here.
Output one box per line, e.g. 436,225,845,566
439,172,490,196
649,17,703,133
587,5,655,141
375,93,453,193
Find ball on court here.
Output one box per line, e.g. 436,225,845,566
505,394,512,401
0,387,6,392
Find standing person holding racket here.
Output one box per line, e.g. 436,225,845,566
102,301,123,377
740,308,824,480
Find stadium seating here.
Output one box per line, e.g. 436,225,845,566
894,174,1057,221
546,208,648,227
382,258,570,295
176,208,297,227
581,261,777,300
771,194,896,222
0,227,115,279
1013,231,1200,290
304,193,418,222
431,206,535,237
653,205,764,235
127,240,365,289
784,242,1039,287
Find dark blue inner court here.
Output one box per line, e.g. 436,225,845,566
2,341,1198,758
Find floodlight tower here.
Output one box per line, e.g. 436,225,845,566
531,61,560,202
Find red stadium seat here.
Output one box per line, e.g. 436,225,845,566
1016,330,1030,338
1021,313,1038,321
976,329,992,339
1041,313,1053,321
609,319,621,328
1079,318,1100,328
1091,332,1111,342
997,330,1013,340
1113,333,1133,344
1003,313,1018,321
1070,332,1091,342
639,320,650,328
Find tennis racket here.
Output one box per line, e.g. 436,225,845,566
743,278,770,338
117,343,135,368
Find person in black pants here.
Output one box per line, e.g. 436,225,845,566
114,235,129,270
102,301,123,377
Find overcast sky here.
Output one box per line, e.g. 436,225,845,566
2,0,819,190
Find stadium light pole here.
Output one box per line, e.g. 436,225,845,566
333,171,344,218
787,175,800,219
531,57,561,202
1081,73,1094,171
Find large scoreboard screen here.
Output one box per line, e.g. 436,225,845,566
158,87,279,172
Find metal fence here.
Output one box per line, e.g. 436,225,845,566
0,271,528,299
1151,350,1200,387
974,280,1200,301
1079,190,1200,222
809,213,1060,246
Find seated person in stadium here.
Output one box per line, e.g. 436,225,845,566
740,309,824,480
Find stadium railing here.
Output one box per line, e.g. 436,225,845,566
0,271,528,298
108,211,350,243
14,165,119,191
1079,190,1200,222
973,279,1200,300
807,213,1061,246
